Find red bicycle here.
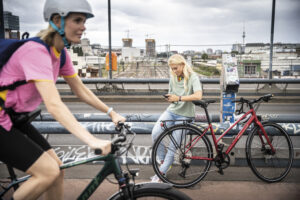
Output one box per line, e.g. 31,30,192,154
152,94,294,188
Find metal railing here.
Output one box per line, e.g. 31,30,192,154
56,77,300,84
33,113,300,136
56,78,300,98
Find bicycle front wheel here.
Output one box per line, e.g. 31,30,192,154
152,124,213,188
110,183,192,200
246,122,294,182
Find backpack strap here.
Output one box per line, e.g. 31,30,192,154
26,37,66,68
60,48,66,68
0,80,27,92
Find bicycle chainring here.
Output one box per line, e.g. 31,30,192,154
214,152,230,169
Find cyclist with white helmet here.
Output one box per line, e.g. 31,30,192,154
0,0,125,199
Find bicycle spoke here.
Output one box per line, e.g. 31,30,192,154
152,124,212,188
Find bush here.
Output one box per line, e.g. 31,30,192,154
193,64,220,77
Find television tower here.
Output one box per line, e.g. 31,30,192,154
242,22,246,53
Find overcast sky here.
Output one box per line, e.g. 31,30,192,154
3,0,300,52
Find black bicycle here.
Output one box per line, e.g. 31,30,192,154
0,123,191,200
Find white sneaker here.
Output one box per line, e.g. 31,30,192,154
151,175,162,183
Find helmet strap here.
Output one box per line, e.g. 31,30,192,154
49,16,71,49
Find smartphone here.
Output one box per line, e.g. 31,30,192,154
163,94,168,98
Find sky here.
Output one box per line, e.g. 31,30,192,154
3,0,300,52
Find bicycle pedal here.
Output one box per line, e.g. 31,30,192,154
218,168,224,175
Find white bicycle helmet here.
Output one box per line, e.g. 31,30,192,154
43,0,94,22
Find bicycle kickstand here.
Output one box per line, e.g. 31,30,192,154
218,168,224,175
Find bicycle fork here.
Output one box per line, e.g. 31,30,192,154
115,161,140,200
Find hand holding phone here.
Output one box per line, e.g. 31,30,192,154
163,94,169,98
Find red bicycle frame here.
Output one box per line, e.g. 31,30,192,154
184,108,276,161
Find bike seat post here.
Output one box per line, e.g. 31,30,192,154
203,105,212,125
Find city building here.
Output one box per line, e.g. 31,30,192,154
121,47,141,61
91,43,102,55
215,50,223,55
145,39,156,57
3,11,19,39
235,42,300,77
232,43,243,54
81,38,93,55
122,38,133,47
206,48,213,55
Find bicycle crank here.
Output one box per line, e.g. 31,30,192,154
214,153,230,175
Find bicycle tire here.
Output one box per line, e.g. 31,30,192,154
152,124,213,188
109,182,192,200
246,122,294,182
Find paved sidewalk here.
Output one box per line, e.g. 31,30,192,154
61,179,300,200
1,165,300,199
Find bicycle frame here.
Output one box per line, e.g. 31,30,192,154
186,108,275,161
0,154,123,200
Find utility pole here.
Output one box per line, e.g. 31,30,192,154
269,0,276,80
0,0,4,39
108,0,112,79
242,22,245,53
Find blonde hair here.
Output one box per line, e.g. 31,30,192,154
168,54,194,91
36,25,57,46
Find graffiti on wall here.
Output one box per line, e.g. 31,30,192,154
53,145,153,164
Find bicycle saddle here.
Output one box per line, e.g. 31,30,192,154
192,100,216,108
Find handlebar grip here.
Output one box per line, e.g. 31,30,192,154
262,94,273,102
115,122,125,131
94,149,102,155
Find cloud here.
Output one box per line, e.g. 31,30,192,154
3,0,300,52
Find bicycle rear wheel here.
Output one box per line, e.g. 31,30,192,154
246,122,293,182
152,124,213,188
110,183,192,200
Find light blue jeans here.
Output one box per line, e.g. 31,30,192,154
151,110,193,174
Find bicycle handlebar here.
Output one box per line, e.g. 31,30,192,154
232,94,273,104
231,94,274,114
94,122,132,155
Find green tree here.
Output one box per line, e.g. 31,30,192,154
201,53,208,60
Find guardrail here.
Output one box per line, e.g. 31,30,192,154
56,78,300,84
29,113,300,166
33,113,300,136
56,78,300,98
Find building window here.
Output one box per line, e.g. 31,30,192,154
244,65,256,75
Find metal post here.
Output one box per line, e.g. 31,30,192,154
108,0,112,79
269,0,276,80
98,56,102,77
0,0,5,39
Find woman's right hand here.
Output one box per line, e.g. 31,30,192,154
88,138,112,155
